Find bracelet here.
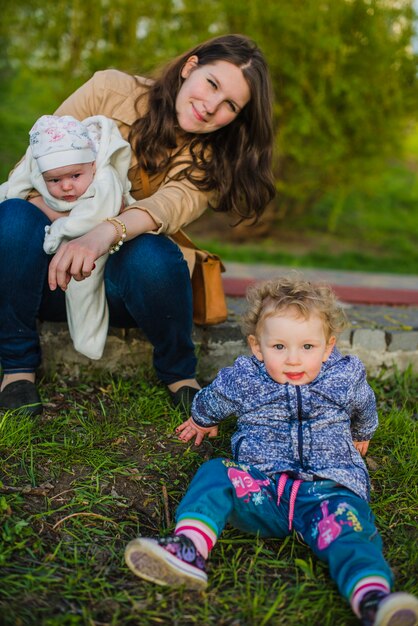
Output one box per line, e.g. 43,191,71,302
105,218,127,254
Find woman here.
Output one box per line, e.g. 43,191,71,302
0,34,275,415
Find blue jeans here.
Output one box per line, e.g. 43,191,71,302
176,458,394,602
0,198,196,384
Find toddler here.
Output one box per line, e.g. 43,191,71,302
125,277,418,626
0,114,133,359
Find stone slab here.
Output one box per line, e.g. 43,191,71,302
38,297,418,382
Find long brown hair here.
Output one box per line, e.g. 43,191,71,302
129,34,275,222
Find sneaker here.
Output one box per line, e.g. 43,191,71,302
124,534,208,590
360,590,418,626
0,380,43,416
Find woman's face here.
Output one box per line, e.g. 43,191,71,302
175,56,251,134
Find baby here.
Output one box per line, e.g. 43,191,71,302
125,276,418,626
0,114,133,359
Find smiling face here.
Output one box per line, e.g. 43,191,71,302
42,162,96,202
248,307,336,386
175,57,251,134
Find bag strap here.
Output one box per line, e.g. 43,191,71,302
139,167,207,251
140,168,151,198
172,229,201,251
139,168,225,272
173,230,226,272
139,168,200,251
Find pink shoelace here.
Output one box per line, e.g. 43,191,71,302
276,473,302,531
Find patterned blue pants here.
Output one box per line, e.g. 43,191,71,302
176,458,393,601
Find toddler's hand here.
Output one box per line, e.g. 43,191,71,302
176,417,218,446
353,440,370,456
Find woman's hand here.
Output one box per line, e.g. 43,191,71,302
176,417,218,446
48,222,114,291
48,209,158,291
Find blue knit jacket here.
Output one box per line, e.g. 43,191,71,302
192,348,378,501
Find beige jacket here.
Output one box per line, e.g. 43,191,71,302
55,69,215,236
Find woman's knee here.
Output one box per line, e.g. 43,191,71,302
0,199,49,246
126,234,188,284
108,233,190,296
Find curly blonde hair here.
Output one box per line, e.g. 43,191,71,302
241,275,348,340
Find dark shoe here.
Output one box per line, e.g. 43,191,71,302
125,534,207,590
0,380,43,416
360,590,418,626
169,386,200,412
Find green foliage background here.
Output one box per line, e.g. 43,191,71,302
1,0,418,267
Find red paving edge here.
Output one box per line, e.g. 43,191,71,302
223,277,418,306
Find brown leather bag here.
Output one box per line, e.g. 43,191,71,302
139,168,228,326
173,230,228,326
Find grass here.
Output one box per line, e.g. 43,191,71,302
190,159,418,276
0,367,417,625
0,71,80,180
191,236,418,275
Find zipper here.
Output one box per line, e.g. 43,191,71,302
296,386,304,469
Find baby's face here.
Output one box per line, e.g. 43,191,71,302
248,307,336,386
42,162,95,202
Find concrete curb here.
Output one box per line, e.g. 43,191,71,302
39,297,418,381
